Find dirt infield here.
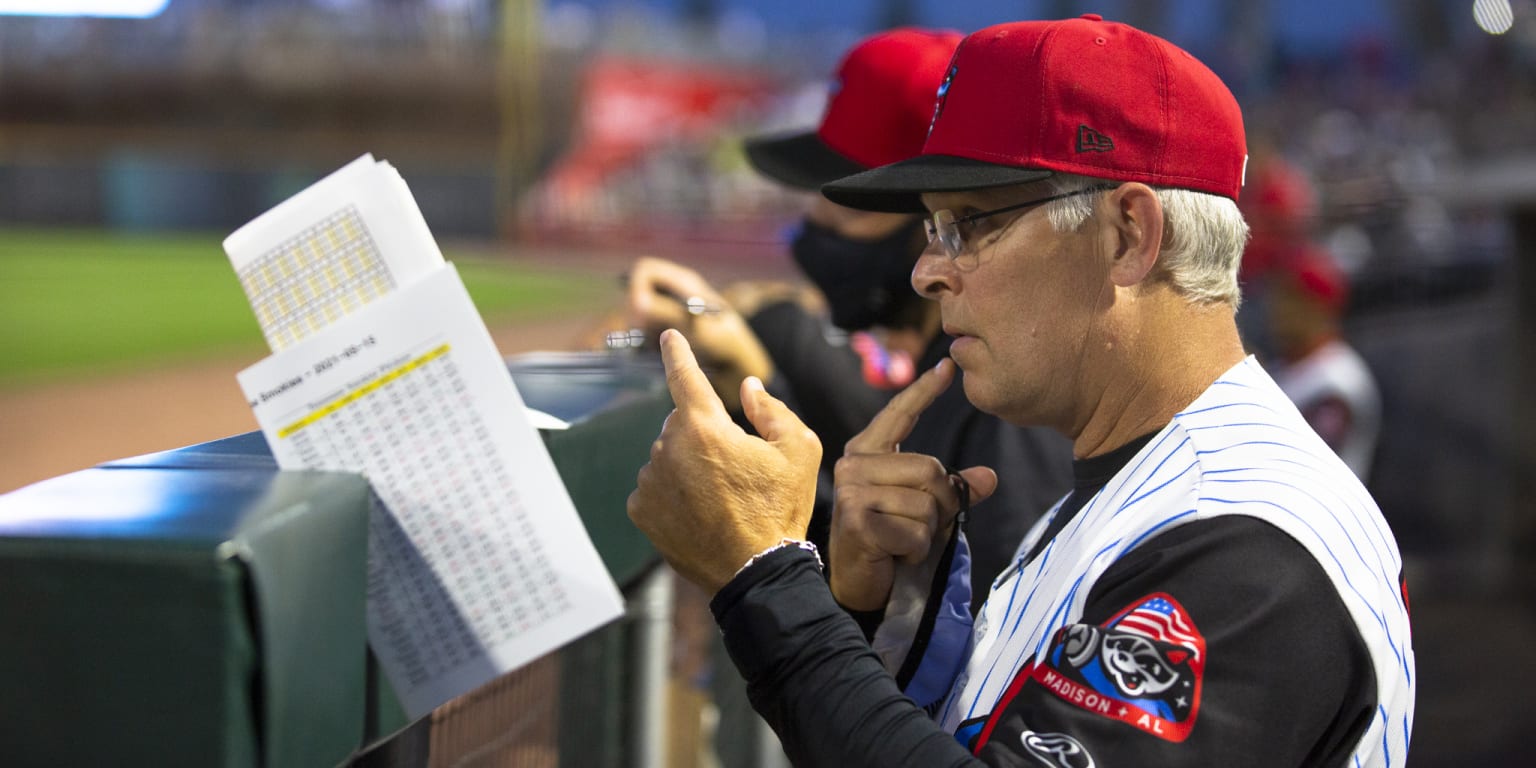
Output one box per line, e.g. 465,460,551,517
0,314,609,494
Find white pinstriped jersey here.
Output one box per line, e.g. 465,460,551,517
935,357,1414,766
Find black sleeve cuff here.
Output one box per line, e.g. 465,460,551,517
709,545,818,621
706,545,981,767
709,547,854,684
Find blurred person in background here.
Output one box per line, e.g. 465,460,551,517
1234,143,1320,362
1238,149,1381,480
1267,248,1382,480
623,27,1072,608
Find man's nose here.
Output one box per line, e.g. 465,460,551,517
911,244,954,299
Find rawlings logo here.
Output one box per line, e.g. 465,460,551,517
1020,731,1096,768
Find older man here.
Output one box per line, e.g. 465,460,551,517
629,15,1414,767
624,28,1071,607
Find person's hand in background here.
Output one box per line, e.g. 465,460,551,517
625,256,774,412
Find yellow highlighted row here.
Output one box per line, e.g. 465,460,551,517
278,343,450,439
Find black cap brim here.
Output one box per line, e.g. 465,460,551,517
821,155,1055,213
743,131,868,191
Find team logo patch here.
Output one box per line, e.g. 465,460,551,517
1030,593,1205,741
1020,730,1096,768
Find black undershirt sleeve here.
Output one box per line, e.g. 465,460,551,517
711,521,1375,767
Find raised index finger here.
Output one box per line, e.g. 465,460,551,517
845,358,956,455
659,329,729,421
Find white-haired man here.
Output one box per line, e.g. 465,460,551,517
628,15,1414,767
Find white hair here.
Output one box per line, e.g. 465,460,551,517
1042,174,1250,308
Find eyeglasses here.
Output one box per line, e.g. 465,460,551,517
923,186,1113,262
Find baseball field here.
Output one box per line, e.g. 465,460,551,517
0,227,614,387
0,228,620,492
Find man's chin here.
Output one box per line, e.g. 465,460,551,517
957,370,999,415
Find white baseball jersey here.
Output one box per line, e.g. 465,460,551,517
925,357,1413,766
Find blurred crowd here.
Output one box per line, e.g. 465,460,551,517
1239,36,1530,287
3,2,1532,270
0,1,1517,259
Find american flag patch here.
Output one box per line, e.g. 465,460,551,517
1115,594,1204,663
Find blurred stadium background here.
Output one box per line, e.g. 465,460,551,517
1,0,1534,766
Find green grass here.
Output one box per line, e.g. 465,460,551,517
0,228,608,388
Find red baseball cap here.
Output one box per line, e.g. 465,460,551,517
1245,156,1318,228
822,15,1248,212
744,27,963,190
1284,246,1349,313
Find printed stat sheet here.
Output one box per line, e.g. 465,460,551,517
229,156,622,717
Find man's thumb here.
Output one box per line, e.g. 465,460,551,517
741,377,820,458
957,466,1000,506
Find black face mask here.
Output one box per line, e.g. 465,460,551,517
790,218,925,332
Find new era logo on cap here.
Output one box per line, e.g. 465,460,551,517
1076,125,1115,153
822,15,1248,212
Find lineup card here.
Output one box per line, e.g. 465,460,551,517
224,154,444,351
237,265,624,717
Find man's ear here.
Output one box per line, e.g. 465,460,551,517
1104,183,1164,288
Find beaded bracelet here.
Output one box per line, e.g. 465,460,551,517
734,537,824,579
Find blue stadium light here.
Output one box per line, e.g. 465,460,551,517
0,0,171,17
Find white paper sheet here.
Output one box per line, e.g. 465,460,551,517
223,153,445,351
236,262,623,718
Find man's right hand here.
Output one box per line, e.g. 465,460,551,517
626,330,822,594
830,358,999,612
